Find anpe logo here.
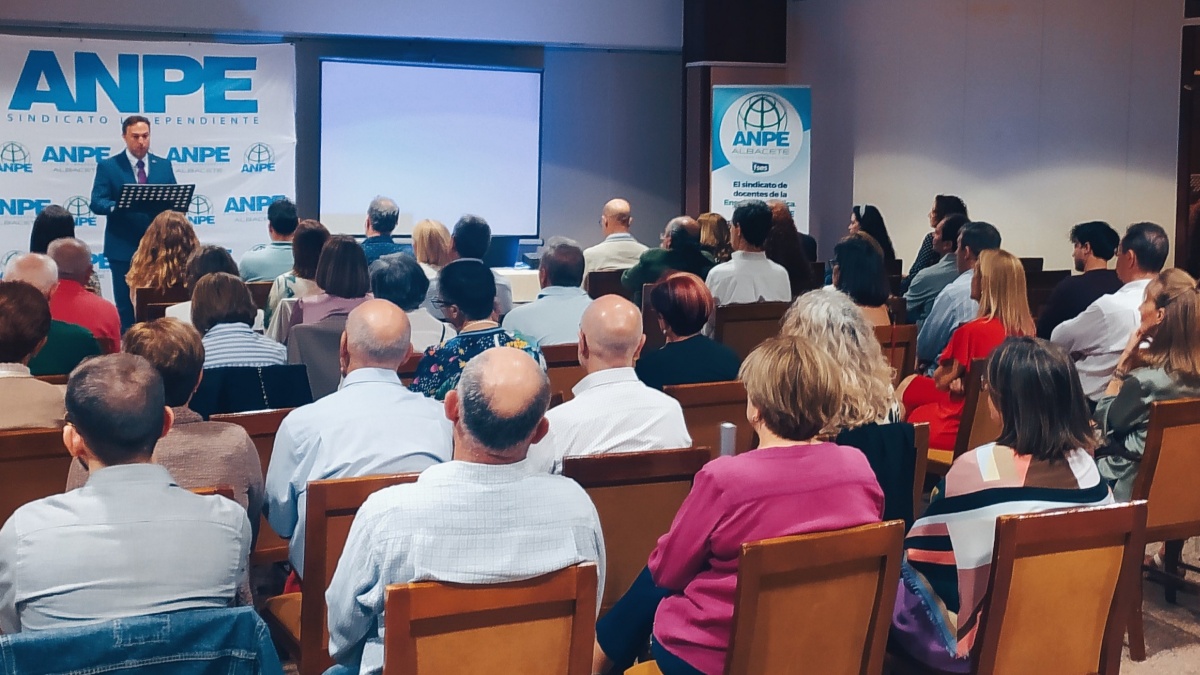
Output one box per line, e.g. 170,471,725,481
168,146,231,164
65,195,97,226
717,92,802,177
0,198,50,216
224,194,284,213
42,146,111,163
188,194,216,225
0,142,33,173
241,143,275,173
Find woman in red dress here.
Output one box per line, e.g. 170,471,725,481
899,249,1034,448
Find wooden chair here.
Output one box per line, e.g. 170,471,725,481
0,427,71,528
886,296,908,325
711,302,789,361
911,423,930,522
887,274,903,297
926,359,998,475
663,381,753,457
212,407,295,566
810,261,827,287
247,281,273,310
1024,270,1070,319
34,374,68,385
874,323,918,385
133,286,190,323
586,269,633,301
382,563,598,675
398,350,422,385
1124,398,1200,661
543,343,586,403
1019,257,1044,273
562,448,710,614
262,473,419,675
641,283,665,353
191,485,236,500
885,258,903,276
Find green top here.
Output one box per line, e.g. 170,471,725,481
28,320,102,376
621,247,716,304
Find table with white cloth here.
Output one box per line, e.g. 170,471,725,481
493,268,540,305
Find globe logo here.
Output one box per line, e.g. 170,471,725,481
189,195,213,219
0,142,29,164
736,94,788,133
65,196,92,219
245,143,274,165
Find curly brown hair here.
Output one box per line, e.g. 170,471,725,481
125,211,199,293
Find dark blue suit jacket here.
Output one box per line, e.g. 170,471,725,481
90,152,177,262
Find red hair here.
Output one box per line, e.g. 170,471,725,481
650,272,714,337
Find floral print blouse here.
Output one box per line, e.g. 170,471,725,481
408,327,544,401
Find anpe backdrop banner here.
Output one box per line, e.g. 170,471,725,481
710,85,811,232
0,35,296,298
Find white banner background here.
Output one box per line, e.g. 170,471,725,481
0,35,296,298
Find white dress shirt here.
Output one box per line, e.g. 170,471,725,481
704,250,792,306
501,285,593,346
1051,278,1150,400
583,233,648,276
0,464,250,633
406,307,457,351
527,367,692,473
265,368,453,577
325,460,606,675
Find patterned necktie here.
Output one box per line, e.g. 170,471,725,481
136,159,147,184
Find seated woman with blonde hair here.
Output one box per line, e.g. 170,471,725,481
125,210,199,302
411,218,454,281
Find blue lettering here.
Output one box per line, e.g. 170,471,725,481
189,215,216,226
225,194,285,213
142,54,204,114
732,130,791,147
74,52,140,113
241,162,275,173
0,199,51,216
9,51,74,110
42,146,110,163
167,146,230,163
0,164,33,173
204,57,258,114
777,131,791,146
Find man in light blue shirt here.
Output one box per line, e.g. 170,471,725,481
326,348,605,675
265,299,453,578
0,354,250,633
239,198,298,282
503,237,593,346
915,221,1001,373
904,214,969,327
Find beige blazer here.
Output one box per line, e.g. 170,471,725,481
0,371,65,431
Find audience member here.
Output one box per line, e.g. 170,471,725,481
360,195,412,263
901,249,1033,449
528,296,690,472
705,199,791,306
781,288,900,432
0,354,251,633
125,210,198,302
422,215,515,319
411,218,454,281
266,218,329,328
502,237,593,345
916,220,1001,372
0,281,64,430
1051,222,1169,401
4,253,101,376
192,273,286,369
622,216,715,304
765,200,816,296
849,204,896,267
66,319,264,535
583,198,647,276
907,194,969,281
1105,268,1196,381
698,212,732,263
239,198,299,282
410,259,542,400
167,245,264,331
288,235,373,332
46,238,120,354
891,337,1112,672
636,272,740,390
326,348,604,675
1036,221,1124,339
267,300,453,579
28,204,76,254
904,214,969,326
370,253,456,350
1095,276,1200,501
832,233,892,326
593,335,884,675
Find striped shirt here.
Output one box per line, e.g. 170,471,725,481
201,322,287,369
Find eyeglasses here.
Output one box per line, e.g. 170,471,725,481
430,299,455,310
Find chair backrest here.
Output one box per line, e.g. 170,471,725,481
712,302,789,361
585,270,632,301
640,283,665,353
247,281,273,310
133,286,191,323
810,261,827,286
725,521,905,675
299,473,420,675
286,314,349,400
663,380,753,457
397,350,422,386
1130,397,1200,539
885,258,903,275
874,324,918,385
190,365,313,418
1019,257,1044,273
34,374,68,386
382,563,598,675
562,448,710,614
542,344,587,403
912,423,930,521
950,358,1000,457
886,296,908,325
0,427,72,528
211,407,293,476
1024,270,1071,319
191,485,236,500
970,502,1146,675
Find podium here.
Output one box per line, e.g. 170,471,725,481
114,183,195,216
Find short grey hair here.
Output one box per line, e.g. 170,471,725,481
367,196,400,234
344,304,411,366
540,237,585,287
458,353,551,453
3,253,58,295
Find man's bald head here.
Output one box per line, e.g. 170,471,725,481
601,199,632,231
3,253,58,297
47,238,93,284
580,295,644,369
664,216,700,251
455,347,551,455
343,298,412,370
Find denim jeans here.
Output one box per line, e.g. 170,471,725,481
595,567,704,675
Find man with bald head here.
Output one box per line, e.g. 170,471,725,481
266,299,453,580
621,215,716,304
326,347,605,675
528,296,690,473
46,238,121,354
583,198,647,277
3,253,101,375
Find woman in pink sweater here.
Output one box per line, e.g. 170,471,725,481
592,335,886,675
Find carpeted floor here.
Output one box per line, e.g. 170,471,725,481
1124,541,1200,673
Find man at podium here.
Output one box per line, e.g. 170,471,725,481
90,115,177,330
